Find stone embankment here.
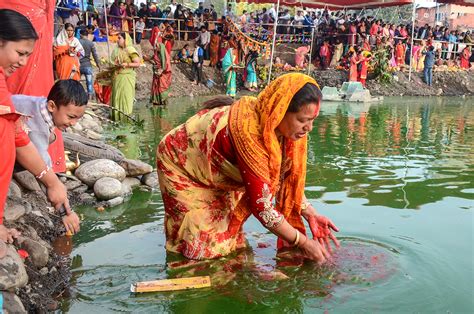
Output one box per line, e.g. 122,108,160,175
2,105,158,312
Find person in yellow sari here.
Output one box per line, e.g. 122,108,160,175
156,73,339,261
110,33,140,121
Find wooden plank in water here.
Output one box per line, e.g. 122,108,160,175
130,276,211,293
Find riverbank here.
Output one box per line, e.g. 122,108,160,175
3,105,159,312
134,62,473,100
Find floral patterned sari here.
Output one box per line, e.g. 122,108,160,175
157,73,318,260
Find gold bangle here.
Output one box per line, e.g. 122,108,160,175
292,229,300,247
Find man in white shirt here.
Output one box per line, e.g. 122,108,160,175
195,26,210,60
268,4,276,22
168,0,177,16
293,10,305,34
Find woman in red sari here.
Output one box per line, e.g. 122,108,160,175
395,41,405,67
460,47,471,69
163,25,175,56
148,42,172,106
349,50,359,82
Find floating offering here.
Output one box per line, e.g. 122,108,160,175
130,276,211,293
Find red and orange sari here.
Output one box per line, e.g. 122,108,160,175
54,28,84,81
209,33,220,67
150,43,172,105
156,73,316,259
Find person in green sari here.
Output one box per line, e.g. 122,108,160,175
111,32,140,121
222,47,237,97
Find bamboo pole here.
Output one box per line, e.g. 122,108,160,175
102,0,111,62
408,1,417,82
307,26,315,76
267,0,280,85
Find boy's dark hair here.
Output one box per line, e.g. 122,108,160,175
47,80,88,107
80,29,88,37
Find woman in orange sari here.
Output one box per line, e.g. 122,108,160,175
209,31,220,67
156,73,339,261
54,23,84,81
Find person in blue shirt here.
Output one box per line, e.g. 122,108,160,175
57,0,80,24
191,44,204,85
423,46,436,86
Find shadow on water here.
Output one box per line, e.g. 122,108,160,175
62,96,474,313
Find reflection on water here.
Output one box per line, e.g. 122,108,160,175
64,97,473,313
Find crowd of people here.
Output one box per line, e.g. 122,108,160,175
56,0,472,97
0,2,342,267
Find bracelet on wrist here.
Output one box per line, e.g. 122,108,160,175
291,229,300,247
35,166,51,180
297,234,307,248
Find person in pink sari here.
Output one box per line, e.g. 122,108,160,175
295,45,310,68
460,47,471,69
0,0,66,172
411,41,421,71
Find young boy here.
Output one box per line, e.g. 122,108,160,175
12,79,86,234
135,17,146,44
191,43,204,85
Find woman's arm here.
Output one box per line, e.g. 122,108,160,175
122,56,141,68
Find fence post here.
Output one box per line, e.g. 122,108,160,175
133,18,136,44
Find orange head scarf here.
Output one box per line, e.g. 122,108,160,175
228,73,320,233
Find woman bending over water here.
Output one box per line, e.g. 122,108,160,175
156,73,339,262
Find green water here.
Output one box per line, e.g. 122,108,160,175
62,96,473,313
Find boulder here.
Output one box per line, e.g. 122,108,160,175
0,245,28,290
13,171,41,191
122,177,141,190
141,172,159,188
4,202,26,222
78,193,96,204
106,196,124,207
17,237,49,269
7,180,22,199
93,177,123,201
119,159,153,177
71,122,83,132
85,129,103,140
80,118,103,133
75,159,126,187
72,184,89,194
1,291,27,314
65,180,82,191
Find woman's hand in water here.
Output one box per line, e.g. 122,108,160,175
302,203,340,253
299,235,329,264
